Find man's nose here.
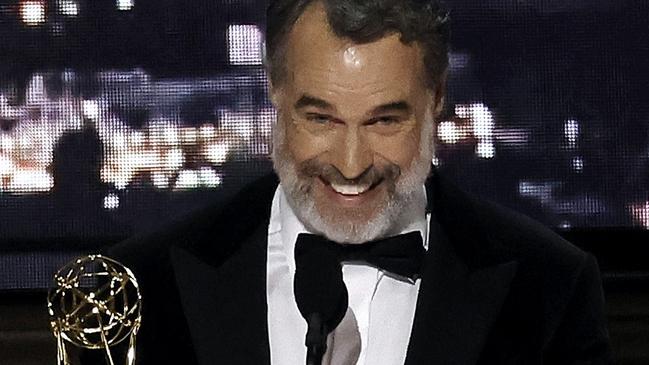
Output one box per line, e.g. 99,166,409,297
331,128,373,179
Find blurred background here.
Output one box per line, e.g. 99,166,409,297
0,0,647,363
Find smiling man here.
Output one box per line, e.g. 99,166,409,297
96,1,612,364
270,3,438,244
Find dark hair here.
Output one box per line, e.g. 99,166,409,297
265,0,450,89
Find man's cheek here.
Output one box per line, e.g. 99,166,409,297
372,136,419,170
289,134,330,163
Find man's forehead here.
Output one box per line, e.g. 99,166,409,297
343,47,363,69
284,4,426,93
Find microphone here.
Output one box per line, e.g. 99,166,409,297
294,234,349,365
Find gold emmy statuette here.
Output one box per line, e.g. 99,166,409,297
47,255,142,365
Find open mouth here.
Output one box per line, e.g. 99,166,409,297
320,177,383,197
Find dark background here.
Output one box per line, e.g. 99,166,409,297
0,0,647,363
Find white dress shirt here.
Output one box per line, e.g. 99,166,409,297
267,186,430,365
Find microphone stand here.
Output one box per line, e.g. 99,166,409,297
305,313,327,365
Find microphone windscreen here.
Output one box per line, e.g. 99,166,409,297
294,234,348,332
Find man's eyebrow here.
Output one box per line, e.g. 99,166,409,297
293,96,412,115
371,101,412,115
294,94,334,111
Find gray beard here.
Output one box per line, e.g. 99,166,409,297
271,122,434,244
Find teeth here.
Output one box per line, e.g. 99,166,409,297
330,182,371,195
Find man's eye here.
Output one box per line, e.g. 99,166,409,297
373,116,399,125
306,114,331,124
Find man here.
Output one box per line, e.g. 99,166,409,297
97,0,612,364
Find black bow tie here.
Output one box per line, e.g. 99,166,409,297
295,231,426,280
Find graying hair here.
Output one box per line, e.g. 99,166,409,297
265,0,450,89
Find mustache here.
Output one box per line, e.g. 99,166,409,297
297,158,401,188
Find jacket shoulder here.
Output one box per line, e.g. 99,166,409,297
430,171,588,270
104,173,279,278
431,173,611,360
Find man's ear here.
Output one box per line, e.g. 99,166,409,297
432,71,448,117
268,81,280,107
268,77,287,108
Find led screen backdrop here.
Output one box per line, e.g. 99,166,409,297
0,0,647,288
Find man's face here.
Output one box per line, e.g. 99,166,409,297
271,3,442,243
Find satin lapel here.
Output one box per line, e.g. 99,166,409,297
169,222,271,365
405,220,518,365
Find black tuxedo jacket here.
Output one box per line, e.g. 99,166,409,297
92,171,612,364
